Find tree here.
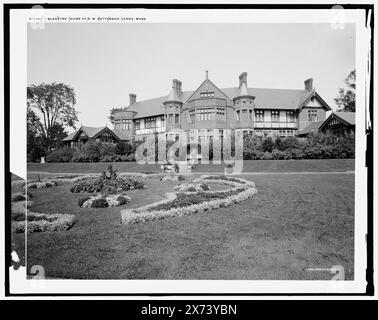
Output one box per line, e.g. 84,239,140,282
27,82,78,151
49,123,68,149
27,106,44,161
334,69,356,112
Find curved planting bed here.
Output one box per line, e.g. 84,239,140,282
71,176,144,208
11,199,76,233
120,175,257,224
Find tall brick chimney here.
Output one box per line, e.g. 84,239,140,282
239,72,248,88
172,79,182,96
129,93,136,106
304,78,313,91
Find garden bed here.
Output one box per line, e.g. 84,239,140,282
70,177,145,194
120,175,257,224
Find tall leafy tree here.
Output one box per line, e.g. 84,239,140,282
27,82,78,150
334,69,356,112
27,106,44,161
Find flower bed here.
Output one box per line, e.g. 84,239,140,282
202,175,247,184
120,175,257,224
26,180,58,189
12,192,32,202
70,177,144,194
174,183,209,192
160,175,185,182
11,212,77,233
11,194,76,233
78,194,131,208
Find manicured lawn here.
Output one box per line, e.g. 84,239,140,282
13,172,354,280
27,159,355,177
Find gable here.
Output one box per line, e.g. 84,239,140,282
186,79,231,102
318,112,355,131
93,127,120,141
300,92,331,111
303,96,323,108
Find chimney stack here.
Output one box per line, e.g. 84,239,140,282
304,78,313,91
129,93,136,106
172,79,182,96
239,72,248,88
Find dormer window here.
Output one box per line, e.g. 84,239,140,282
200,92,215,98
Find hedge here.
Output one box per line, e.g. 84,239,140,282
45,132,354,163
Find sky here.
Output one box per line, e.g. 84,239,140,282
28,23,355,129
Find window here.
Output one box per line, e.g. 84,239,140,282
189,109,196,123
216,108,225,121
175,114,179,124
287,130,294,136
271,110,280,122
168,114,173,125
255,110,264,122
145,117,156,129
200,92,215,98
197,108,215,121
286,110,295,123
120,119,132,130
134,120,140,130
308,109,318,122
242,109,248,121
279,130,286,137
190,130,196,141
236,110,240,121
249,110,253,120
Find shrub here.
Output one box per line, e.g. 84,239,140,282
12,194,26,202
242,132,354,160
46,146,75,163
261,137,274,153
70,177,144,194
78,196,91,207
116,195,130,205
91,198,109,208
200,183,210,191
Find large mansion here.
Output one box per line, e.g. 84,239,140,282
63,72,355,146
109,72,331,141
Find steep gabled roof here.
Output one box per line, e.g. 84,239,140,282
222,87,315,110
298,91,332,111
334,112,355,125
297,121,324,136
62,126,130,142
111,129,131,141
186,78,231,102
62,131,76,141
62,126,105,141
120,86,330,118
318,111,355,132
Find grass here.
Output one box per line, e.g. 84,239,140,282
27,159,354,177
12,172,354,280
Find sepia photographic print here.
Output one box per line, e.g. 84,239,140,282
3,3,373,298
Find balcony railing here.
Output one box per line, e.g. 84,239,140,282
254,122,297,129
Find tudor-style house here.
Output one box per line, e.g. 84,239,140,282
62,126,130,146
109,72,332,142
